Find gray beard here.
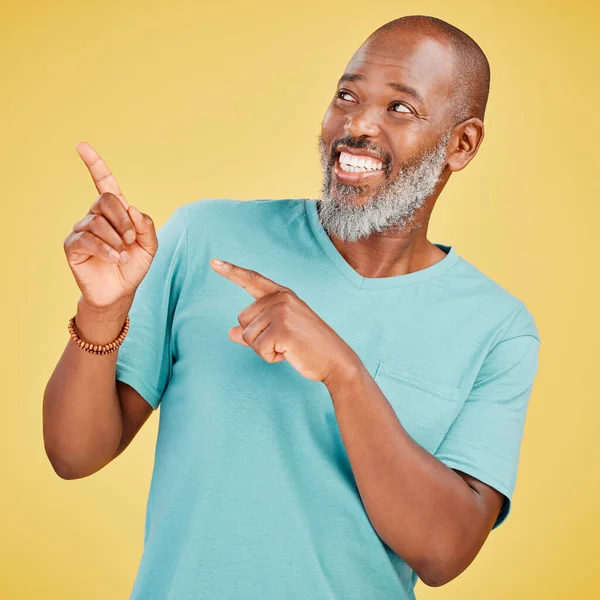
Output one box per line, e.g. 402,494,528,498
317,132,451,242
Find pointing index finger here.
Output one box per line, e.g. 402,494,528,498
210,258,284,298
76,142,129,209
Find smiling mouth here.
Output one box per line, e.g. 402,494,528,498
333,152,386,184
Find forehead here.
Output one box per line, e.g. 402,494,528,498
343,33,455,106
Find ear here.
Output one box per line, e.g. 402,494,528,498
446,118,485,172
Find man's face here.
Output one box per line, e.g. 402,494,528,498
319,31,456,241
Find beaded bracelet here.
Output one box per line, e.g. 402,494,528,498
68,314,130,355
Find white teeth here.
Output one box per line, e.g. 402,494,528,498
338,151,383,173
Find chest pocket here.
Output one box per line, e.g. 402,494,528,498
374,361,462,455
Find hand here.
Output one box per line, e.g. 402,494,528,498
63,142,158,309
210,258,360,384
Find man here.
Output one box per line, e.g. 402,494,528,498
44,14,540,600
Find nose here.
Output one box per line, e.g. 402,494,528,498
344,106,381,138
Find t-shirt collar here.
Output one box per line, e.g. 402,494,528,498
304,198,460,290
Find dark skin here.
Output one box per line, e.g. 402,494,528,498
207,29,503,587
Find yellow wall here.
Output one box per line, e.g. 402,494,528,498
1,0,598,597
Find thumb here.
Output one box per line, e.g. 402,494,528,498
128,205,158,256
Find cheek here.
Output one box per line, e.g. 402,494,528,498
321,104,345,138
390,128,432,170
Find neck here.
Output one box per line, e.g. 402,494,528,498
317,202,447,279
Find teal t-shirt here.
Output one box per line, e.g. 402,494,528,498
115,198,540,599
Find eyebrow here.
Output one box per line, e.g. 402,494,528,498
337,72,425,105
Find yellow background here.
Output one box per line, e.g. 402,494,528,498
1,0,598,597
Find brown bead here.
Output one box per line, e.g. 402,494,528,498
68,313,131,356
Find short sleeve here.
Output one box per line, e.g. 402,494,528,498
115,205,188,410
434,304,541,530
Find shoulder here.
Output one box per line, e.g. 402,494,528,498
449,253,540,342
179,198,306,226
169,198,308,275
174,198,307,249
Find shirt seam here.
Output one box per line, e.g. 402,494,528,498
471,332,539,390
494,303,540,347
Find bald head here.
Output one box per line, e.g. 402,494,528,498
368,15,490,125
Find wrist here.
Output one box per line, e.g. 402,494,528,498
322,350,364,392
74,295,133,345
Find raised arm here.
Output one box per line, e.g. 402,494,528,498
43,142,159,479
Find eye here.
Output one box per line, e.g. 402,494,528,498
391,102,412,114
335,90,355,102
